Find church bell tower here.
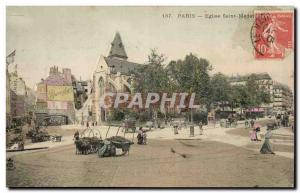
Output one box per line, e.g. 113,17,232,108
108,32,128,60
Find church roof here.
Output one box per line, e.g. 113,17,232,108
108,32,128,60
104,57,142,76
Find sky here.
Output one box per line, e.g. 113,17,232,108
6,6,294,90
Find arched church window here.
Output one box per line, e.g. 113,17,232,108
98,77,104,96
108,83,117,93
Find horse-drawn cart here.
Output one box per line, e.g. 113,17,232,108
26,127,50,143
75,137,103,154
74,127,103,155
74,123,134,157
31,132,50,143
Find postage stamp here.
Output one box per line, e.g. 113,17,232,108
251,10,294,59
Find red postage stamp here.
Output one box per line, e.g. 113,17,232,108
251,10,294,59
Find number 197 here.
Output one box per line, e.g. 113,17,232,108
162,13,172,18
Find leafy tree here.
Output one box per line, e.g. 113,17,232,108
245,74,260,107
132,49,173,93
108,109,125,121
230,84,251,110
166,53,212,123
210,73,231,108
257,90,271,105
245,74,271,107
131,49,174,125
167,53,212,107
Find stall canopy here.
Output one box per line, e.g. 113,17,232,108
245,108,264,112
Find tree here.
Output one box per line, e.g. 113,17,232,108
210,73,231,109
257,90,271,105
245,74,260,107
131,49,174,124
230,84,251,110
167,53,212,107
132,49,173,93
245,74,271,107
166,53,212,123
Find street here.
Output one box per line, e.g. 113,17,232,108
7,123,294,187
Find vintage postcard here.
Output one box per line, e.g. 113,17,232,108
6,6,295,188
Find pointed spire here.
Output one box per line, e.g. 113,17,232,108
108,32,128,60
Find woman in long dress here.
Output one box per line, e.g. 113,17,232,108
260,128,275,154
250,129,257,141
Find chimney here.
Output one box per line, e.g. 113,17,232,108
49,66,55,75
63,68,72,84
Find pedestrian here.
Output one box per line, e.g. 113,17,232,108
255,127,261,141
250,128,257,141
290,115,294,133
86,121,89,129
260,128,275,154
276,114,281,127
137,127,147,145
284,113,289,127
174,125,179,135
199,121,203,135
276,120,280,129
228,116,232,127
137,127,143,144
74,130,80,141
250,119,255,128
245,119,249,128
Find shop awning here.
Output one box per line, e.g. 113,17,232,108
245,108,264,112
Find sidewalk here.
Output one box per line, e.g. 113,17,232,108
147,123,294,159
14,123,294,159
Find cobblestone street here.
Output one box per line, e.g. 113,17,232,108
7,137,294,187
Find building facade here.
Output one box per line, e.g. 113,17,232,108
273,82,294,113
9,72,27,117
229,73,293,115
229,73,273,94
35,66,76,124
91,32,142,123
6,68,36,128
6,68,11,128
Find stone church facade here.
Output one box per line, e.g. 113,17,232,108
91,32,142,123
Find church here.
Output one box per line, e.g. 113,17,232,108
91,32,143,123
